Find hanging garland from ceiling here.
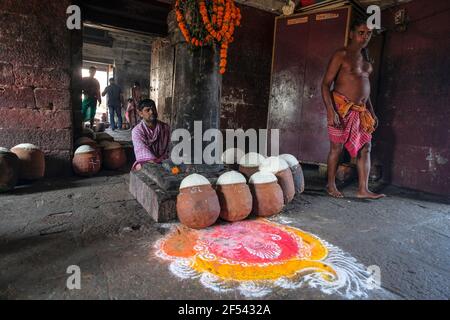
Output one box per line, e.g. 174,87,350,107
175,0,242,74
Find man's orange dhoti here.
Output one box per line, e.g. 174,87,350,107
327,92,376,158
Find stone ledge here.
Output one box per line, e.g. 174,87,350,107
129,170,178,223
129,164,226,223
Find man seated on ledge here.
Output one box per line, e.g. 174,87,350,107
131,99,171,171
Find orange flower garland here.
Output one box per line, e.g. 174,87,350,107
175,0,242,74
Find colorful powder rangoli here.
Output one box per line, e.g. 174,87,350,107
155,218,376,298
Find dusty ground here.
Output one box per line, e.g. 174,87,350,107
0,169,449,300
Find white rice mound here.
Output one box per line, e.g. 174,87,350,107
249,171,278,185
239,152,266,167
222,148,245,165
259,156,289,174
280,154,300,167
180,174,211,190
12,143,40,151
75,145,96,155
216,171,247,185
0,147,10,153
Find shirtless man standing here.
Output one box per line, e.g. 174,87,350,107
322,19,385,199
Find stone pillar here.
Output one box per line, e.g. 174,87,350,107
167,10,222,165
71,24,83,140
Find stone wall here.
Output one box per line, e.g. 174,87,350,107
0,0,77,177
373,0,450,196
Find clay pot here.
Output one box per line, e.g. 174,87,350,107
73,145,101,177
11,144,45,180
82,128,96,140
75,137,97,149
222,148,245,171
216,171,252,222
370,164,382,182
102,142,127,170
94,122,106,133
0,148,19,193
75,137,102,164
249,172,284,217
259,156,295,204
336,163,356,183
280,154,305,194
177,174,220,229
95,132,114,143
238,152,266,180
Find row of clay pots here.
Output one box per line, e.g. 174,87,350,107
73,135,127,177
177,169,291,230
0,144,46,193
73,144,127,176
237,152,305,202
177,153,305,230
223,150,305,196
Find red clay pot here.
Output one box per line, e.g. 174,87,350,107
11,144,45,180
0,149,19,193
239,165,259,180
75,138,102,165
73,146,101,177
217,183,253,222
95,132,114,143
276,168,296,204
82,128,96,140
95,122,106,133
177,184,221,229
291,164,305,194
249,172,284,217
238,153,265,180
102,142,127,170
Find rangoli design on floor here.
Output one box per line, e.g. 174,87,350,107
155,218,376,298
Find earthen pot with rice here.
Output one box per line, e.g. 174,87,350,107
222,148,245,171
249,171,284,217
11,144,45,180
102,142,127,170
216,171,252,222
280,154,305,195
72,145,101,177
0,147,19,192
259,156,295,204
238,152,266,180
177,174,221,229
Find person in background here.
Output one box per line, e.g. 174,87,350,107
125,98,139,128
81,66,101,128
102,78,124,131
129,81,142,129
132,81,142,106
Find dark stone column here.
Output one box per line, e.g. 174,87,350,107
167,10,222,165
71,24,83,140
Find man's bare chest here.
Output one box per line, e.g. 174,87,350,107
342,56,373,76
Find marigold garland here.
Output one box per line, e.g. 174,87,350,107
175,0,242,74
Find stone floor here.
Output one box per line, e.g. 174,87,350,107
0,170,449,300
105,128,132,143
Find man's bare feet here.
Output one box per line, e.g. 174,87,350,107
327,185,344,198
356,189,386,199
